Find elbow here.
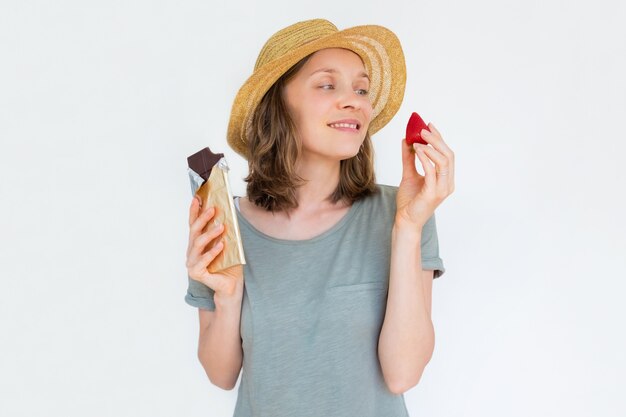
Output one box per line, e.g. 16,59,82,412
204,366,238,391
385,372,423,396
383,355,432,395
209,376,237,391
386,340,436,394
197,355,239,391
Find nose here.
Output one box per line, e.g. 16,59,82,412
336,87,363,110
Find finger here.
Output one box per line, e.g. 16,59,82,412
414,146,437,190
188,196,202,227
189,241,224,291
422,147,453,196
429,122,441,136
418,142,455,196
425,123,456,181
415,143,450,176
199,240,225,269
401,139,420,180
189,206,217,240
187,206,217,258
188,221,225,260
421,123,454,160
193,241,226,288
422,130,455,186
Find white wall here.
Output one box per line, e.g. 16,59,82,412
1,1,624,416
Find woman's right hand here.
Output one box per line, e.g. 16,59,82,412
186,196,244,304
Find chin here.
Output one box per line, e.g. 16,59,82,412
337,148,361,161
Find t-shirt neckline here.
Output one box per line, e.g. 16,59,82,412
234,196,364,245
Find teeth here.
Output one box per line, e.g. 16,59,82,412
329,123,358,129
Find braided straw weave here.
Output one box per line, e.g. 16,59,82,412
226,19,407,159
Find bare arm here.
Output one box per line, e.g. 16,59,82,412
187,197,245,390
378,223,435,395
197,295,243,390
379,125,454,395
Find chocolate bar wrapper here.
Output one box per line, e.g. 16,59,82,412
188,157,246,273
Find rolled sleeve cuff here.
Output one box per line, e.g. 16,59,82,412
184,292,216,311
422,257,445,279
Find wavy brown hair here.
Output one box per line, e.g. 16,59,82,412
244,53,378,213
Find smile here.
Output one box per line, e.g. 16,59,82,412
327,123,360,132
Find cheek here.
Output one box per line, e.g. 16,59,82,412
363,103,374,123
307,95,333,114
360,95,373,113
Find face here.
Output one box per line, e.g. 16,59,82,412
282,48,373,163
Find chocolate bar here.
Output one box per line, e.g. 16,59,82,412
187,147,246,273
187,147,224,181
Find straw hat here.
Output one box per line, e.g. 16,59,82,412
226,18,407,159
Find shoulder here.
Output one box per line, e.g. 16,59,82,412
353,184,398,224
374,183,398,200
361,183,398,208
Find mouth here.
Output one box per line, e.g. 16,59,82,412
327,120,361,132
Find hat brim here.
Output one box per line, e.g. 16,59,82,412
227,24,406,159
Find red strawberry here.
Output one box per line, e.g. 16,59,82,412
406,112,430,145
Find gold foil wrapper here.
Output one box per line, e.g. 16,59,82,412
194,159,246,273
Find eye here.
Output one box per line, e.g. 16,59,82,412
356,89,369,96
320,84,334,90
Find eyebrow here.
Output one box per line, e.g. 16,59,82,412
308,68,370,81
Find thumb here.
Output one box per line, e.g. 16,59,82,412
401,139,418,180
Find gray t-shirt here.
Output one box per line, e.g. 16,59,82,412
185,184,445,417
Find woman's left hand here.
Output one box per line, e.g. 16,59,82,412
396,123,455,229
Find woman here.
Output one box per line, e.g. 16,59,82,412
185,19,455,417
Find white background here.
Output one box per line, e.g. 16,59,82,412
1,1,625,416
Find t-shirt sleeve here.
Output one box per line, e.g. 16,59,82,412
185,276,217,311
421,213,446,279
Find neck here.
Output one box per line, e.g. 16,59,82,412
293,155,343,212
